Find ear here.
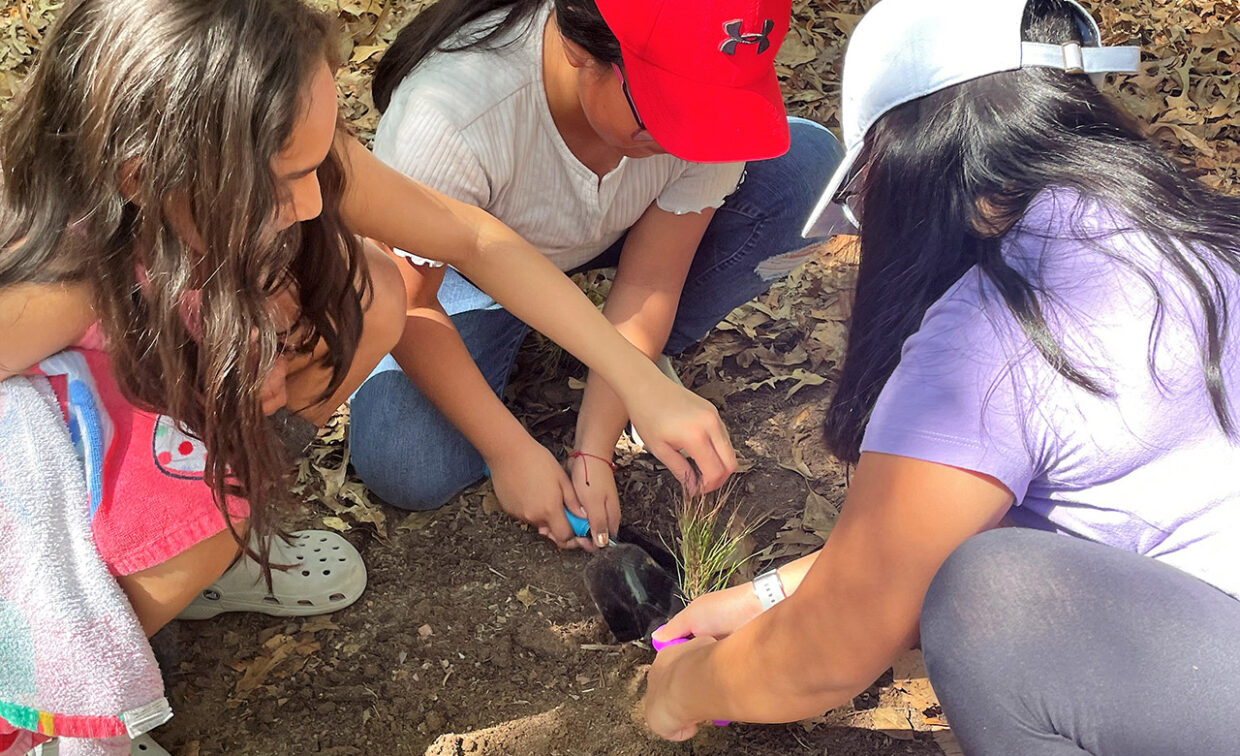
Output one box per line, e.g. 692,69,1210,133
119,158,142,203
560,34,593,70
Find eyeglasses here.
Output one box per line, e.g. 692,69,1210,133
611,63,647,133
834,163,866,230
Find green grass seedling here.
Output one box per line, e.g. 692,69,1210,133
671,481,759,603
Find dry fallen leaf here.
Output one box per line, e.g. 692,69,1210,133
229,633,321,700
516,586,537,607
892,650,948,729
321,516,350,532
803,489,838,541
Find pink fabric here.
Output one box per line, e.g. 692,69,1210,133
0,726,49,755
0,367,166,752
47,328,250,576
0,326,244,752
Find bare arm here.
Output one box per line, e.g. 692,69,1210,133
0,282,95,381
573,204,713,536
337,135,736,491
645,452,1014,735
389,263,526,464
387,255,583,544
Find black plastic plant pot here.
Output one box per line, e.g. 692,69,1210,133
583,526,686,643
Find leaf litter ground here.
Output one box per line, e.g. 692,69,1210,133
1,0,1237,753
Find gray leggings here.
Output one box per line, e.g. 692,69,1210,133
921,527,1240,756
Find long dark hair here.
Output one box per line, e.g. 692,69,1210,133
373,0,621,113
0,0,370,566
824,0,1240,463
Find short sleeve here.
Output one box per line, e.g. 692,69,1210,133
655,161,745,215
372,102,493,267
860,275,1047,501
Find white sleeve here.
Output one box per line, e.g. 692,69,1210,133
655,161,746,215
373,102,493,267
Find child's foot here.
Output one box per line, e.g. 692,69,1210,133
177,530,366,620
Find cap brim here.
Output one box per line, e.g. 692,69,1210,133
801,141,863,238
622,52,790,164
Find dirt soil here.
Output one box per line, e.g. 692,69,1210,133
2,0,1235,753
152,255,950,756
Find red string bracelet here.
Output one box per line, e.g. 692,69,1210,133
568,451,616,485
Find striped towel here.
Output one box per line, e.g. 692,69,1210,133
0,353,170,755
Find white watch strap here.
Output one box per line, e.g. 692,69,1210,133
391,246,445,269
752,568,786,611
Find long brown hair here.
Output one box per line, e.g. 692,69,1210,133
0,0,370,565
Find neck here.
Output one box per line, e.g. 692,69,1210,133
541,13,622,177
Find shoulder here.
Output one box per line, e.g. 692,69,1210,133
0,281,96,381
865,271,1044,499
372,12,550,196
1002,189,1161,288
376,9,545,143
905,271,1021,370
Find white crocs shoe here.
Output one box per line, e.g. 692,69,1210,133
177,530,366,620
25,734,168,756
630,355,686,447
130,734,170,755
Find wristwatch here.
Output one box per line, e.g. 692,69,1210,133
752,567,786,611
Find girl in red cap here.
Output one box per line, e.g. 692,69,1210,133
352,0,845,549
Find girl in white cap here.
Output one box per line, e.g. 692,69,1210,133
643,0,1240,751
349,0,847,549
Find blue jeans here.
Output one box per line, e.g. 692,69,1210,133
921,528,1240,755
351,118,844,510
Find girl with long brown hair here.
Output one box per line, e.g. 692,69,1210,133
0,0,735,752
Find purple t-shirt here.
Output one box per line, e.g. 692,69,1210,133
861,189,1240,598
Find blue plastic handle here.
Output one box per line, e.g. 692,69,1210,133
564,508,591,538
491,463,589,538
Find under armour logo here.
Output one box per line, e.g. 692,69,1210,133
719,18,775,56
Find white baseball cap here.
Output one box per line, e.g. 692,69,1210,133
802,0,1141,238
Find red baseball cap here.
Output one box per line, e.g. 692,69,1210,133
594,0,792,164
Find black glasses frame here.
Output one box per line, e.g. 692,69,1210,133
612,63,647,132
834,164,865,230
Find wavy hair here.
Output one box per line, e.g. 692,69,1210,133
0,0,371,567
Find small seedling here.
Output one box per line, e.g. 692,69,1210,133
670,480,759,603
